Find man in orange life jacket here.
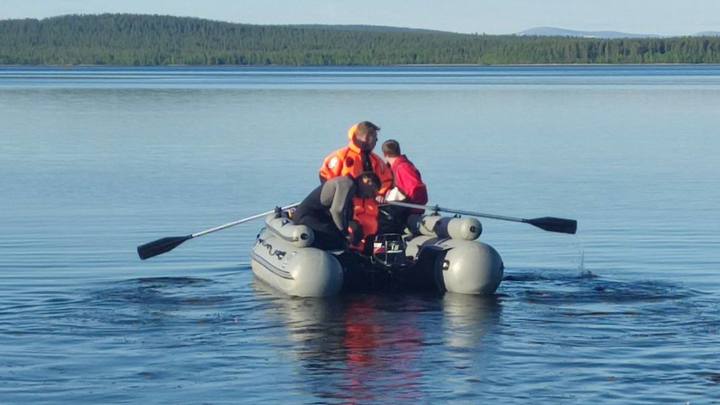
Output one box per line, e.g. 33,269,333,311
319,121,393,253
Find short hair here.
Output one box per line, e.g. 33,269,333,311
382,139,401,157
357,171,381,190
355,171,381,198
356,121,380,137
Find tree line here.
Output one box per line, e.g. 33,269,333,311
1,14,719,66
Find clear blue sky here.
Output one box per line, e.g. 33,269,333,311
1,0,718,35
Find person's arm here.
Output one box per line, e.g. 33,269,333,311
395,162,428,204
319,150,344,183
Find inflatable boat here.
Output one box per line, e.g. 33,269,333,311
250,210,504,297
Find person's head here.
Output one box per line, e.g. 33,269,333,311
381,139,401,161
348,121,380,152
355,171,381,198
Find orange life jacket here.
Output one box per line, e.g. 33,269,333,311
319,125,394,252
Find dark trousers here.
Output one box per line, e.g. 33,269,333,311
293,185,347,251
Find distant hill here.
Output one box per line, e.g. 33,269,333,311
518,27,659,39
289,24,451,34
520,26,720,39
1,14,719,65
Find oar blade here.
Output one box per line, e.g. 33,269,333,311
137,235,192,260
527,217,578,234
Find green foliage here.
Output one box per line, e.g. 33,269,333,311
1,14,719,65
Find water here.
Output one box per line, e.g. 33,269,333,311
1,66,720,403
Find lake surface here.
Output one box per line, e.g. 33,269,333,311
1,66,719,403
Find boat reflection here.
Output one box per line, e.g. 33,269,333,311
441,292,502,349
252,280,502,402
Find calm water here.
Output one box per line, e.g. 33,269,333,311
1,66,720,403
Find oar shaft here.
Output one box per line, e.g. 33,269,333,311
191,202,300,238
386,201,527,223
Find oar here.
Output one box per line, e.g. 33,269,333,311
137,202,300,260
386,201,577,234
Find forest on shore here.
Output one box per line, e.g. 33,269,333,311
1,14,719,66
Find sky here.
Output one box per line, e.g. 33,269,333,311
1,0,718,36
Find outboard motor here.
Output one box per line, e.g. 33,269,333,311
371,233,409,268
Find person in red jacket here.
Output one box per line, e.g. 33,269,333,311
319,121,394,253
380,139,429,232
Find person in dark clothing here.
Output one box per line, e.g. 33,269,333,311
293,172,381,251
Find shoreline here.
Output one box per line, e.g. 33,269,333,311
1,63,719,69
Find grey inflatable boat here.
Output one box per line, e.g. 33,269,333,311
250,211,504,297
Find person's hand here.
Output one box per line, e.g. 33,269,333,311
375,195,386,204
347,220,363,245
